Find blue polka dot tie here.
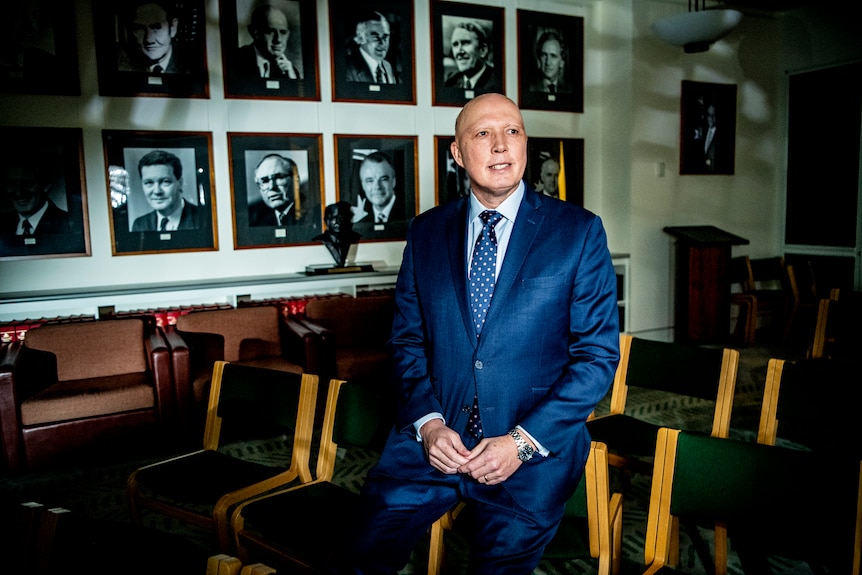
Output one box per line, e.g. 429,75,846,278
467,210,503,439
469,210,503,335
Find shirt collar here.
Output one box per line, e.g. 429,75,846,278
469,180,524,224
359,48,383,76
159,198,185,229
19,199,49,229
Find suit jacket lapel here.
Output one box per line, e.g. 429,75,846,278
447,200,476,343
483,189,544,331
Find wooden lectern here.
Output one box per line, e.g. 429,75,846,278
664,226,749,344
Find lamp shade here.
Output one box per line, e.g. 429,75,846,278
652,9,743,53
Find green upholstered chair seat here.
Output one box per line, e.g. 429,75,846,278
131,450,290,503
238,481,358,568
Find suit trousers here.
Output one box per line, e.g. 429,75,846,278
343,464,566,574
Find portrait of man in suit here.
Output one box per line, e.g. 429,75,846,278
442,18,498,92
228,2,301,81
116,1,189,74
535,156,561,198
130,149,201,232
0,149,72,238
248,152,311,227
345,10,397,84
529,30,571,94
1,127,89,259
351,150,403,224
2,2,71,94
680,81,736,175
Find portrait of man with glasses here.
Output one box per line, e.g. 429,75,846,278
249,152,311,227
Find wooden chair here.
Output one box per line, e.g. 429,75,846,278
643,427,862,575
729,256,757,346
807,290,852,359
757,357,862,457
783,260,820,343
586,334,739,475
747,256,792,341
127,361,319,552
229,377,394,573
427,441,624,575
0,317,175,472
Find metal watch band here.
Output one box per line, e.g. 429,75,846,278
508,428,535,461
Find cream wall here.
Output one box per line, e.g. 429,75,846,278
1,0,857,335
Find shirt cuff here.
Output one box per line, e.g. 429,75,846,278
516,425,549,457
414,413,445,441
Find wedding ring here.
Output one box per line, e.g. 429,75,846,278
484,475,489,482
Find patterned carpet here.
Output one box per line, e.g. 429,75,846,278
0,343,814,574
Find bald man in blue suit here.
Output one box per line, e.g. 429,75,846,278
344,93,620,574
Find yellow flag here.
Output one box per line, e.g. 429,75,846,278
558,140,566,201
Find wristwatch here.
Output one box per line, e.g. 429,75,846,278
508,429,535,462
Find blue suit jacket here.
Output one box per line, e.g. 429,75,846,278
374,185,620,513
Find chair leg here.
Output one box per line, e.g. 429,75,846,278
715,523,728,575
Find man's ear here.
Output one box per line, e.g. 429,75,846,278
450,140,464,168
169,18,179,39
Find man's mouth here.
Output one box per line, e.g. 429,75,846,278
489,163,510,171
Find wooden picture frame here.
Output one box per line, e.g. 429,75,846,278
1,127,90,261
526,137,584,206
431,1,504,107
517,9,583,113
220,0,320,100
1,1,81,96
103,130,217,256
680,80,737,175
329,0,416,105
334,135,417,242
228,132,325,249
92,0,209,98
434,136,471,206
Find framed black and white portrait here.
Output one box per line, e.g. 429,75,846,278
434,136,471,206
517,9,583,113
526,137,584,206
220,0,319,100
1,1,80,96
680,80,737,175
103,130,217,255
329,0,415,104
1,127,90,261
334,135,417,242
92,0,209,98
431,1,504,107
228,132,324,249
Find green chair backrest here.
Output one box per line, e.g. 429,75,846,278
331,381,393,452
627,338,725,399
672,431,860,573
216,362,304,442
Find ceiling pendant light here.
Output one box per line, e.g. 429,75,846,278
652,0,743,53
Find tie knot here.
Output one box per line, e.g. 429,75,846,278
479,210,502,228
